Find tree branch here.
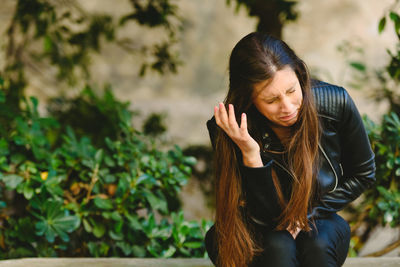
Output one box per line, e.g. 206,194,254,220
364,238,400,257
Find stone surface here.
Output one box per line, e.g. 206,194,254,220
0,0,395,148
0,258,400,267
344,257,400,266
358,225,400,257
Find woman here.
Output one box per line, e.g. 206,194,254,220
204,32,375,267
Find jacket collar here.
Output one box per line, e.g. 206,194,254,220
259,117,286,153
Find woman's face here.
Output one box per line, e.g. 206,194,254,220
252,66,303,128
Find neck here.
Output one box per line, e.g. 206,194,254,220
269,124,292,145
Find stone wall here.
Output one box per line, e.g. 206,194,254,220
1,0,396,146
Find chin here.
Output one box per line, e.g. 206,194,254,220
279,117,298,127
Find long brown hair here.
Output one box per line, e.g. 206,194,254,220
214,32,320,267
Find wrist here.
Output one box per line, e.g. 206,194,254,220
242,152,262,167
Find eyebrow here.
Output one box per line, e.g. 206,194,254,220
263,85,296,100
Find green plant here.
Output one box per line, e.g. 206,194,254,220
226,0,298,38
0,87,212,259
2,0,183,118
331,1,400,256
347,113,400,256
337,2,400,114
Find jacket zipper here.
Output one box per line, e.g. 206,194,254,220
318,144,338,192
271,157,296,180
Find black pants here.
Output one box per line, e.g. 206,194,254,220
205,213,350,267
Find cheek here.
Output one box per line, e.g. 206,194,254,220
260,105,278,119
295,91,303,105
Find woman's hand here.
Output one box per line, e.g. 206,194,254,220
214,103,262,167
287,226,301,240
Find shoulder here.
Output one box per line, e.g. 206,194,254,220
311,79,351,122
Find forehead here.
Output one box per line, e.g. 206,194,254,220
253,66,298,98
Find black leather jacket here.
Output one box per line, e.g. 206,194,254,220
206,80,376,228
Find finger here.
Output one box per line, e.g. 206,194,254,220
240,113,248,132
218,102,229,126
228,104,239,128
214,105,221,126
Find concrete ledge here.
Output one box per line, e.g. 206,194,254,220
0,257,399,267
343,257,400,267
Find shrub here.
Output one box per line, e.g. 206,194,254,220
347,113,400,255
0,87,212,258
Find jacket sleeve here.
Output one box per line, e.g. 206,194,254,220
310,89,376,219
206,117,281,224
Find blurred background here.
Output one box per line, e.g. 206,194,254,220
1,0,400,260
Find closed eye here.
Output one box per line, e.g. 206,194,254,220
287,88,296,94
265,98,278,104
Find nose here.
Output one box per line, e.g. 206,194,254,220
280,96,293,113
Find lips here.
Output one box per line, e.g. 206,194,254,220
280,111,298,121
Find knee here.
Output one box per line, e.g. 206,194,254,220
336,215,351,241
307,237,329,253
263,231,296,255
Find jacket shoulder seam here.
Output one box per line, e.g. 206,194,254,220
312,82,346,121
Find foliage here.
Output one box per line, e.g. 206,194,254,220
347,113,400,255
46,84,134,148
2,0,183,115
364,113,400,227
341,1,400,114
142,113,168,137
226,0,298,38
342,1,400,256
0,86,212,259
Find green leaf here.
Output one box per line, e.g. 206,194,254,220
132,245,147,257
92,221,106,238
35,201,80,243
0,91,5,103
349,62,366,72
102,211,112,219
83,219,92,233
125,213,143,230
389,12,400,34
44,35,53,52
386,158,394,169
143,189,168,213
389,12,400,23
183,241,203,249
23,183,34,199
88,241,110,257
109,230,123,240
184,156,197,166
110,211,122,221
378,17,386,33
136,174,157,186
95,149,103,164
114,220,123,233
116,241,132,256
161,245,176,258
1,174,24,189
94,197,113,210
